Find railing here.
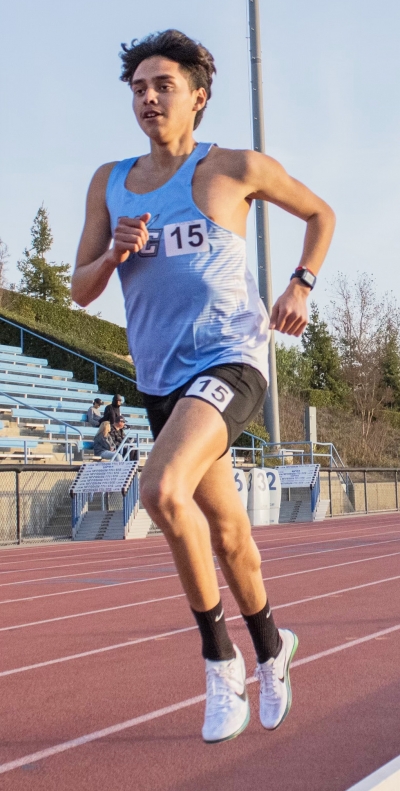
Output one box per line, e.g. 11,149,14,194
320,467,400,518
0,314,137,388
230,435,345,470
0,390,82,464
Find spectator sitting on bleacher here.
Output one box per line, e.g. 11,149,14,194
110,418,125,449
87,398,103,427
93,421,123,462
102,394,125,426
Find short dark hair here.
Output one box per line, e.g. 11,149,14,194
120,30,216,129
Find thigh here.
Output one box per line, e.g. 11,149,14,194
141,395,229,495
179,364,267,451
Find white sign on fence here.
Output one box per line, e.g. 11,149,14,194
247,468,270,526
277,464,320,489
233,469,248,510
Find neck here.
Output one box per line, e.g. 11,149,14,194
148,133,197,169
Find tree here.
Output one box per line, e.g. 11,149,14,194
0,238,9,290
276,343,311,397
17,205,71,306
328,273,400,438
381,333,400,410
301,301,347,403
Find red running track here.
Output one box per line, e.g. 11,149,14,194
0,513,399,791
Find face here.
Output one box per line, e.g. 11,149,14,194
131,56,206,141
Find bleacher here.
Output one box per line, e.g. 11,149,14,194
0,344,153,464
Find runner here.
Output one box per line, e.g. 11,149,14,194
71,29,335,743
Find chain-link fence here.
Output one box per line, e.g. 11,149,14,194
0,465,79,544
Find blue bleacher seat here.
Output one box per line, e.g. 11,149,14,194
0,438,38,448
0,362,73,378
12,408,150,426
0,372,96,391
0,351,48,366
45,425,152,441
0,344,22,355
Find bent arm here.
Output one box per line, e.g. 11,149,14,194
71,164,151,307
245,151,336,336
71,164,119,307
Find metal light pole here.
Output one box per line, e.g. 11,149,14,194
248,0,280,444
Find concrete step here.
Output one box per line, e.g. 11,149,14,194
126,509,153,539
313,499,330,521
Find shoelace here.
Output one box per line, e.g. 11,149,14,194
205,664,241,713
255,661,280,700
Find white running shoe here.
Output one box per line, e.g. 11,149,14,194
255,628,298,730
202,645,250,743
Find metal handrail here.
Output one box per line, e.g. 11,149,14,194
0,390,82,464
0,314,137,387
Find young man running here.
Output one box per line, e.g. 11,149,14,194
72,30,335,743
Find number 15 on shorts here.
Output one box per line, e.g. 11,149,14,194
164,219,209,256
185,376,234,413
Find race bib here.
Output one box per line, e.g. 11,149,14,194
185,376,234,413
164,220,209,257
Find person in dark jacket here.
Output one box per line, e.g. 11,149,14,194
102,395,125,426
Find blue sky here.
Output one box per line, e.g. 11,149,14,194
1,0,399,329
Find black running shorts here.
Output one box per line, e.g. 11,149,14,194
141,363,267,451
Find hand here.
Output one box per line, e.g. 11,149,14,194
110,213,151,264
269,279,310,337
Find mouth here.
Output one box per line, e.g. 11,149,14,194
142,111,163,120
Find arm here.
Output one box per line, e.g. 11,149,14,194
71,163,151,307
245,151,336,336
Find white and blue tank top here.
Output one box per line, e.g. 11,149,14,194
106,142,270,395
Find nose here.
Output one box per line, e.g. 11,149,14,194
143,87,158,104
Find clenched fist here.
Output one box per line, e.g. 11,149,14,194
269,279,310,337
111,212,151,264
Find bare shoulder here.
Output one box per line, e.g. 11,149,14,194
204,146,251,180
205,146,277,183
88,161,119,196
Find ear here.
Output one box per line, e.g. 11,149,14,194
193,86,207,112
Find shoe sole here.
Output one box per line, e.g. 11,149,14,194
203,701,250,744
264,630,299,732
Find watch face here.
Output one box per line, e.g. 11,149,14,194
302,270,315,287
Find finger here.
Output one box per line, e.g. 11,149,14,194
140,212,151,224
286,318,306,337
280,312,299,334
117,216,149,230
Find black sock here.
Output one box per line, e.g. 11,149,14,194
242,601,282,664
191,599,236,661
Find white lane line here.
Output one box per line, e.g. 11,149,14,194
0,518,397,572
1,545,400,607
1,520,397,572
345,754,400,791
1,525,395,577
1,622,400,776
2,563,400,634
2,531,400,590
0,549,173,576
1,573,399,677
0,542,169,567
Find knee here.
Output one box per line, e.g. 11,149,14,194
140,472,186,523
211,521,245,560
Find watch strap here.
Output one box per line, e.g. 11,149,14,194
290,267,316,290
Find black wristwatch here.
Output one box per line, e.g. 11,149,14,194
290,267,317,290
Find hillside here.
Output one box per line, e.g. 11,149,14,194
0,289,142,405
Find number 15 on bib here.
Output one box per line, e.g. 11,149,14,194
164,220,209,256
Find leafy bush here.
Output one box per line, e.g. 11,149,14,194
0,290,143,405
